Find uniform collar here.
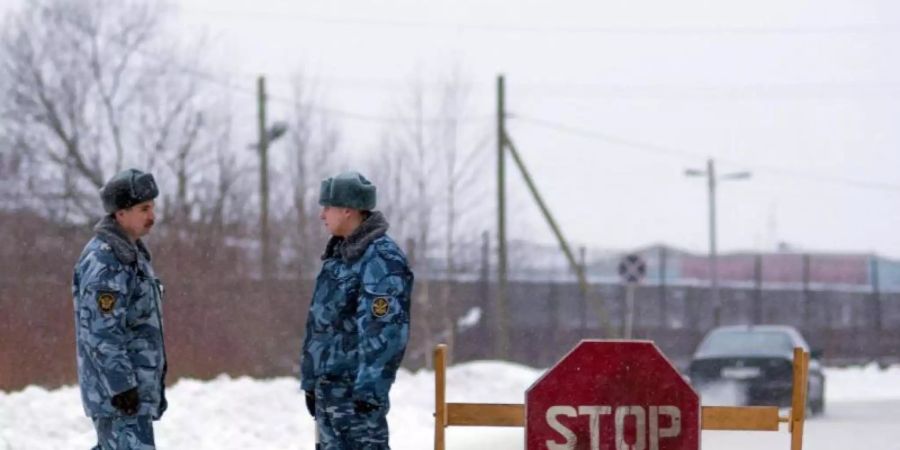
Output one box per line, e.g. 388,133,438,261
322,211,389,263
93,215,152,265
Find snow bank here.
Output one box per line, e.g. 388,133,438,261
0,362,896,449
825,363,900,402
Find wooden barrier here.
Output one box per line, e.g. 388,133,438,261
434,344,808,450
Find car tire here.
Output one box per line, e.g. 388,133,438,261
809,378,825,416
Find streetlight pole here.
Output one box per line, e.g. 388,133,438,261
685,158,750,326
255,75,288,280
257,76,271,279
706,159,720,326
496,75,510,359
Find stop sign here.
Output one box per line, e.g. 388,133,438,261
525,340,699,450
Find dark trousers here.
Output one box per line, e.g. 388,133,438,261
91,415,155,450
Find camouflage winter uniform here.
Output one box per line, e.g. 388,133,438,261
72,216,167,449
91,416,156,450
301,211,414,449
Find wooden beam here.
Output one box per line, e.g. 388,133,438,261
434,345,447,450
446,403,525,427
432,345,809,450
444,403,785,431
790,348,809,450
701,406,780,431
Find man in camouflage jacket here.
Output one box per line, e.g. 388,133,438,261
72,169,167,449
301,171,414,449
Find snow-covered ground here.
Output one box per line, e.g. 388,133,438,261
2,362,899,449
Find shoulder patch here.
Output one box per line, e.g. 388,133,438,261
97,292,116,314
372,297,390,318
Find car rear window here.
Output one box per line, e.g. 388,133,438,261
696,330,794,357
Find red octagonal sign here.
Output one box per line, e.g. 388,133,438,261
526,340,699,450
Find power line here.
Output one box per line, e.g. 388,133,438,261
511,81,900,100
720,160,900,193
513,114,900,193
512,115,705,160
27,2,491,125
182,8,900,35
80,5,900,108
264,77,900,98
153,56,900,104
127,50,492,124
122,48,495,125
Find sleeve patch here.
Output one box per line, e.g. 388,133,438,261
97,292,117,314
371,297,390,318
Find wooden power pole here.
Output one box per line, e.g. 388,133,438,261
257,75,271,279
495,75,510,358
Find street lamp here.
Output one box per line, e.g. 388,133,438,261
254,75,288,279
685,158,751,326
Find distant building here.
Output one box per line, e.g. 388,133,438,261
627,244,899,292
472,240,900,292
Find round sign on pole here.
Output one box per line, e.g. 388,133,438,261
525,340,700,450
618,254,647,284
618,255,646,338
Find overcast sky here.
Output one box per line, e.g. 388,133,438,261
7,0,900,257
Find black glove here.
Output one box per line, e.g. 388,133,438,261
111,387,140,415
305,390,316,417
354,400,378,414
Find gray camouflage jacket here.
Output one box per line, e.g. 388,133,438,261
71,216,167,419
300,212,414,405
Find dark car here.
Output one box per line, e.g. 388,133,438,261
687,325,825,415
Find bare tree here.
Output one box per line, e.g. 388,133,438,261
433,69,492,362
371,69,491,366
0,124,25,210
367,129,414,242
285,74,342,278
136,65,215,225
0,0,217,224
394,77,440,366
200,108,245,235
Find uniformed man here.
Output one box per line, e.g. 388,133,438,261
72,169,167,449
300,171,414,449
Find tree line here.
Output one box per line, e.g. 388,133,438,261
0,0,506,370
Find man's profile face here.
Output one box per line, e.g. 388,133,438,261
320,206,352,237
116,200,156,240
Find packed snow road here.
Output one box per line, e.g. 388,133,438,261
445,399,900,449
1,361,898,449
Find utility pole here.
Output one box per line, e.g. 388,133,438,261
495,75,510,359
504,134,613,336
866,255,886,364
257,75,271,279
495,75,612,338
659,246,668,329
802,254,811,328
254,76,289,280
707,159,719,326
754,253,763,324
685,158,750,326
481,231,490,309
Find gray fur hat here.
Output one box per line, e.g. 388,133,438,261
318,171,376,211
100,169,159,213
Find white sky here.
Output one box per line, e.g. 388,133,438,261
6,0,900,257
